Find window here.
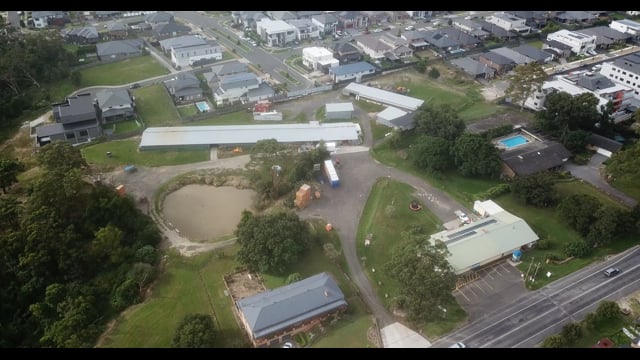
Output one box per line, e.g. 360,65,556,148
79,130,88,137
65,132,76,140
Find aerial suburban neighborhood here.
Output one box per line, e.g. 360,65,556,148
2,10,640,349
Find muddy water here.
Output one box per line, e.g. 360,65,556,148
162,184,255,241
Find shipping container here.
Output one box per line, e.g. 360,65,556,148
323,159,340,188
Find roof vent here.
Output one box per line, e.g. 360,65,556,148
324,289,330,297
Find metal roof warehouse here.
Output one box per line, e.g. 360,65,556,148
342,82,424,111
138,122,360,150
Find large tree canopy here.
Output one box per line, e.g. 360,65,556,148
556,194,602,236
536,91,601,136
409,135,452,173
384,230,457,323
505,62,547,111
452,133,502,178
235,210,311,275
510,172,557,208
413,103,466,141
172,314,217,348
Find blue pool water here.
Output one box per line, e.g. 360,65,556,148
195,101,210,112
500,135,529,148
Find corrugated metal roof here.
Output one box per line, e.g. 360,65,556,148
377,106,407,121
343,82,424,111
430,210,539,273
139,122,360,149
237,272,346,339
326,102,354,113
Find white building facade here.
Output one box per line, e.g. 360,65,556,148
546,29,597,56
600,53,640,99
609,19,640,36
302,47,339,71
256,18,297,47
171,42,223,68
486,12,531,34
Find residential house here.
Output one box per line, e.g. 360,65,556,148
159,35,222,68
311,13,338,36
452,18,490,40
586,133,623,158
499,140,572,178
335,11,368,30
331,42,362,64
576,26,631,49
63,26,99,45
31,11,68,28
302,47,339,72
152,22,192,41
553,11,598,26
542,39,573,59
423,30,461,54
94,11,121,20
600,52,640,99
213,72,261,106
547,29,597,56
511,11,549,30
266,11,297,22
486,12,531,35
164,72,204,105
96,39,144,62
35,93,101,147
610,19,640,40
288,19,320,40
438,27,482,50
354,33,412,61
293,11,323,20
401,30,430,51
361,11,391,26
144,11,174,26
255,18,297,47
476,20,518,41
477,52,516,75
430,203,539,274
235,272,347,348
329,61,376,83
490,47,534,65
203,60,249,89
95,88,135,124
407,11,433,20
105,22,128,40
231,11,267,31
246,83,275,103
450,57,495,79
511,44,554,64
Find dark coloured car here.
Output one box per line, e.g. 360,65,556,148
129,83,141,89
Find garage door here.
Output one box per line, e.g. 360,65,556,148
596,148,612,158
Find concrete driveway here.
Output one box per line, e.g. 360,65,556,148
564,154,637,208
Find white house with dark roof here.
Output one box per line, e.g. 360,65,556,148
164,72,204,105
95,88,135,124
256,18,297,47
576,26,631,49
599,53,640,99
312,13,338,35
452,18,490,39
97,39,144,61
213,72,261,106
32,11,67,28
610,19,640,37
235,272,347,348
328,61,376,83
430,204,539,274
159,35,222,68
476,19,518,41
547,29,596,56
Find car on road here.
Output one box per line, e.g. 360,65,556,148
448,342,466,348
455,210,471,224
282,342,293,348
603,267,620,277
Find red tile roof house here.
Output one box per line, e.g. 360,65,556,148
235,272,347,348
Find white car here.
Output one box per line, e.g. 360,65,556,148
455,210,471,224
282,342,294,348
449,342,466,348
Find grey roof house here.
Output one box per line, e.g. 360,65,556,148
477,51,515,75
63,26,99,45
96,39,144,61
553,11,598,25
203,60,249,88
105,22,128,40
236,272,347,347
438,27,482,49
152,22,192,41
311,13,338,35
511,44,554,64
328,61,377,84
144,11,174,26
164,72,204,105
95,88,135,124
586,133,624,157
477,20,518,40
36,93,101,147
576,26,632,49
331,42,362,64
451,57,495,79
500,140,572,177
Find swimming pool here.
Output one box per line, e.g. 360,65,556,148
195,101,210,112
500,135,529,149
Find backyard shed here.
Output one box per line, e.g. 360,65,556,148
325,102,354,120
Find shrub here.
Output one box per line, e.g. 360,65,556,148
536,239,551,250
563,239,592,258
561,322,582,342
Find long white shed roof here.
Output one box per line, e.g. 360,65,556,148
343,82,424,111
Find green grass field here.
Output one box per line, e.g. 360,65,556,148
81,139,209,168
177,104,199,118
133,84,180,127
79,55,170,87
112,119,142,135
610,178,640,203
187,110,254,125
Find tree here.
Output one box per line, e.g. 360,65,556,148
537,91,600,136
541,334,566,348
384,231,457,323
504,62,547,111
409,135,452,173
452,133,502,177
595,300,621,321
560,129,590,153
36,141,87,173
415,58,427,73
428,67,440,79
0,158,25,193
605,141,640,185
586,206,633,247
172,314,216,348
556,194,602,236
510,172,557,208
413,103,465,141
235,210,310,275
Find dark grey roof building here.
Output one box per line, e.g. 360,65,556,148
576,73,616,91
587,133,623,155
164,72,204,104
576,26,632,48
511,44,554,63
451,57,495,78
145,11,174,25
500,140,572,177
36,93,102,147
153,22,192,40
96,39,144,59
236,272,347,345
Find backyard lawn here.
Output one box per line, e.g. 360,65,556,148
79,55,169,87
133,84,180,127
81,139,210,168
111,119,142,135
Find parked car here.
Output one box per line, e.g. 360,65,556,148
455,210,471,224
282,342,293,348
448,342,466,348
603,267,620,277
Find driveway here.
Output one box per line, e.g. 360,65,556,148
564,154,638,208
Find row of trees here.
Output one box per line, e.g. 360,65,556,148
0,142,162,347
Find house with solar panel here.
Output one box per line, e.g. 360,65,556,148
234,272,347,347
430,200,539,274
